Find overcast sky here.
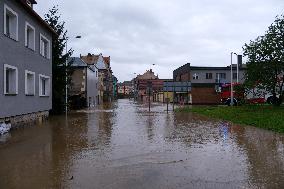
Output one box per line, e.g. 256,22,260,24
35,0,284,82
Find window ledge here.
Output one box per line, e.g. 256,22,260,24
26,94,35,96
5,93,17,96
40,54,50,60
39,95,50,97
4,34,18,42
25,46,35,52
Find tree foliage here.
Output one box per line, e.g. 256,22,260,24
45,6,73,114
243,15,284,104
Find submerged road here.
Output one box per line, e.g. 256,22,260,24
1,99,284,188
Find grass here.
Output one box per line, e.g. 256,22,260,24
175,105,284,133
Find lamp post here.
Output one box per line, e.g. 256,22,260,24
65,35,81,115
230,52,238,106
133,73,137,100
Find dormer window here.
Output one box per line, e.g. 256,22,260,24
4,4,18,41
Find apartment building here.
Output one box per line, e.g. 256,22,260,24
0,0,56,126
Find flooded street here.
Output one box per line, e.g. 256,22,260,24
1,99,284,189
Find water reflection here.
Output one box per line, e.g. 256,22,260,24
1,100,284,188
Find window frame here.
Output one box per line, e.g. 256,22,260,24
193,73,199,80
216,73,226,79
233,73,238,80
3,64,18,95
25,70,36,96
206,73,213,79
39,33,51,59
3,4,19,41
25,22,36,51
39,74,50,97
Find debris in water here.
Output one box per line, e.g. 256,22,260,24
0,120,11,135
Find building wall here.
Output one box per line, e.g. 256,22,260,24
191,85,220,104
70,68,86,96
173,63,191,81
190,69,245,84
0,0,52,118
86,67,98,107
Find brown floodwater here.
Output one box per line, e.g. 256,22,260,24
1,99,284,189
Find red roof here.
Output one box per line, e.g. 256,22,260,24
103,56,110,65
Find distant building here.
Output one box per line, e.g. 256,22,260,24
173,63,246,104
134,69,169,102
112,76,118,99
0,0,56,126
81,53,113,104
118,81,134,98
68,57,99,109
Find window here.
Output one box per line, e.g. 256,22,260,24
233,73,238,80
206,73,213,79
193,73,199,80
216,73,226,79
25,22,35,50
25,70,35,95
39,74,50,96
4,4,18,41
3,64,18,95
40,34,50,59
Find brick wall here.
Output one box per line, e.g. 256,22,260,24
191,86,220,104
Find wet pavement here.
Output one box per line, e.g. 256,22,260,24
1,99,284,189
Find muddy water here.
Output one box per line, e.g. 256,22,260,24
1,99,284,189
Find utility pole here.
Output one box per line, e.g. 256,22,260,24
230,52,238,106
172,83,175,111
65,35,81,115
166,81,169,114
147,81,152,112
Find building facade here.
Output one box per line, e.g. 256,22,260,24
173,63,246,104
134,69,169,102
0,0,55,126
69,57,99,109
112,76,118,99
81,53,114,104
117,81,134,98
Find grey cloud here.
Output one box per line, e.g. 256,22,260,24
35,0,284,82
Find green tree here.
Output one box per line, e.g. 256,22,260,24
243,15,284,105
44,6,73,114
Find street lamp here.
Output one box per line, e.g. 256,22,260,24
65,35,82,114
230,52,238,106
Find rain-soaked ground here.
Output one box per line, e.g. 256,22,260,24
1,99,284,189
